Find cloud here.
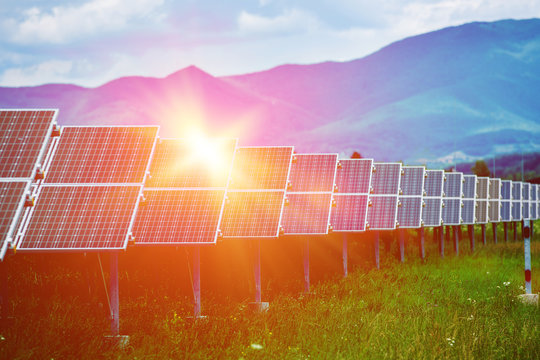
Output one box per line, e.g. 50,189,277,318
238,8,320,35
3,0,165,44
0,60,75,86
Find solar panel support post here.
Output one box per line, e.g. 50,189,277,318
523,220,532,294
513,222,518,242
399,229,405,263
342,234,348,278
439,226,444,258
249,239,269,312
192,246,201,318
445,226,450,246
418,227,425,260
109,252,120,336
433,227,438,244
0,259,8,321
503,222,508,242
481,224,486,245
468,225,475,252
453,226,459,256
303,238,310,293
492,223,498,244
374,232,380,269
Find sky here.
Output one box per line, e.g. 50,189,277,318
1,0,539,87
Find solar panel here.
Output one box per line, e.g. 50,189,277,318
229,147,293,190
489,200,500,222
281,193,333,235
522,183,530,201
530,199,537,220
397,166,425,228
132,189,226,244
512,201,522,221
488,178,500,222
501,180,512,200
367,195,399,230
371,163,401,195
489,179,501,200
424,170,444,197
331,158,373,232
522,183,530,220
422,198,442,227
477,177,489,200
500,201,511,222
145,138,237,188
44,126,158,184
476,200,489,223
531,185,538,220
281,154,338,235
462,199,475,224
462,175,477,199
512,181,522,201
17,185,141,250
220,190,286,238
334,159,373,194
0,109,58,179
16,126,159,251
0,180,31,259
442,173,462,225
531,184,537,202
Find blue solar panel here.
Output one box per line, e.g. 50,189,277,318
401,166,424,196
424,170,444,197
531,184,537,201
500,201,511,221
397,197,422,228
512,201,521,221
421,198,442,227
331,194,369,232
523,200,530,220
371,163,401,195
512,182,522,201
530,201,537,220
522,183,530,201
334,159,373,194
444,173,462,198
367,195,398,230
501,180,512,200
442,198,461,225
462,175,476,199
462,199,475,224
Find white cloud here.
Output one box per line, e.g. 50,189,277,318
0,60,75,86
238,8,320,35
4,0,165,44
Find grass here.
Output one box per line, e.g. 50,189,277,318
0,227,539,359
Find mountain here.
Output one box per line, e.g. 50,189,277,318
1,19,540,166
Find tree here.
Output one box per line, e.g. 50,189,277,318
471,160,491,177
351,151,362,159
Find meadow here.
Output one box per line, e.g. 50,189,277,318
0,224,538,359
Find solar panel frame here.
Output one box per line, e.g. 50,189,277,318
462,199,476,224
462,175,477,200
522,183,530,220
0,109,58,180
477,177,489,200
422,170,444,227
489,178,501,200
400,166,425,196
512,181,522,201
442,172,463,225
424,170,444,197
367,195,399,230
476,200,489,224
397,166,425,228
371,162,402,195
501,180,512,201
334,159,373,194
512,201,522,221
281,153,338,235
488,178,500,222
500,201,511,222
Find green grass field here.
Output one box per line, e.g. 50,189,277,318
0,226,539,359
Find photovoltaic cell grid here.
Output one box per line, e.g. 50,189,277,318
0,110,57,179
18,185,141,250
281,154,338,235
500,181,512,222
489,179,501,200
221,146,293,238
462,199,475,224
144,138,237,188
476,200,488,224
522,183,530,220
334,159,373,194
501,180,512,200
397,166,425,228
489,200,500,222
45,126,158,184
500,201,511,222
371,163,401,195
0,181,30,259
422,170,444,227
477,177,489,200
229,147,293,190
512,201,522,221
367,195,399,230
488,179,500,222
331,159,373,232
512,182,522,201
17,126,159,251
531,185,538,220
132,190,226,244
442,173,462,225
462,175,477,199
424,170,444,197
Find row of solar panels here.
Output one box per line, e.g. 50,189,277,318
1,109,539,261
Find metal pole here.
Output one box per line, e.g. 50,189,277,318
514,222,518,242
492,223,498,244
445,226,450,245
418,227,425,260
0,260,8,320
303,238,310,293
504,222,508,242
439,226,444,258
253,239,262,303
468,225,475,251
192,246,201,318
453,225,459,256
399,229,405,263
110,252,120,336
433,227,438,244
481,224,486,245
342,234,348,278
374,232,380,269
523,220,532,294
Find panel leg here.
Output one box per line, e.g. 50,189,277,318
109,252,120,336
481,224,486,245
253,239,261,303
399,229,405,263
342,234,348,278
445,226,450,245
503,222,508,243
439,226,444,258
492,223,498,244
191,246,201,318
514,222,518,242
374,232,380,269
0,260,8,321
303,238,310,293
433,227,438,244
468,225,475,252
418,227,425,260
453,225,459,256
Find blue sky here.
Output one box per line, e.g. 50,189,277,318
1,0,539,87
